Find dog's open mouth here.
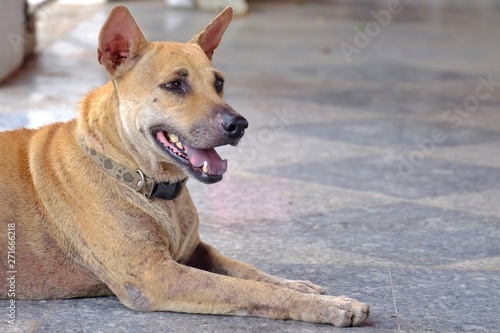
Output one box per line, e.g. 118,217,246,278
155,131,227,183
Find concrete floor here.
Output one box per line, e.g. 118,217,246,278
1,0,500,332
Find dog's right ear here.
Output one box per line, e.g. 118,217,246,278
97,5,148,76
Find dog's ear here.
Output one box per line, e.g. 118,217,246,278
189,6,233,60
97,5,148,75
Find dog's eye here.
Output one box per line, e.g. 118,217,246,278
215,78,224,93
163,81,182,91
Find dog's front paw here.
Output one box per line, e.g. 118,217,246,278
288,294,369,326
282,279,326,295
322,295,370,327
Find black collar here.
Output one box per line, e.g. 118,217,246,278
80,138,186,200
150,179,185,200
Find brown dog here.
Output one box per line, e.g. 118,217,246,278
0,6,369,327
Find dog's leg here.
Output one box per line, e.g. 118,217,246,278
113,257,369,327
183,242,326,295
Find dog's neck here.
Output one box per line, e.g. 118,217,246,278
78,83,133,165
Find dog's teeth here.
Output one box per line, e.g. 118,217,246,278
168,133,179,143
176,141,184,150
202,161,209,174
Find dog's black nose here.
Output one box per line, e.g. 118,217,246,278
222,116,248,140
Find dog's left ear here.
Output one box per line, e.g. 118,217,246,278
98,5,148,76
189,6,233,60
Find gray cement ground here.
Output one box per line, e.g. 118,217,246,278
1,0,500,332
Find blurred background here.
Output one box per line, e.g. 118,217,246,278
1,0,500,332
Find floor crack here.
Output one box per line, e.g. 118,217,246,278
388,267,401,330
31,300,59,333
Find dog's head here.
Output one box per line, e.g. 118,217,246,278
97,5,247,184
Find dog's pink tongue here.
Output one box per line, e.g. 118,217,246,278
185,145,228,176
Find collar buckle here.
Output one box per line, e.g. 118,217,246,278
135,170,147,193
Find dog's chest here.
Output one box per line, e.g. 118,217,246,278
141,194,200,262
